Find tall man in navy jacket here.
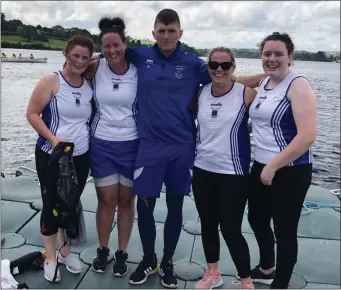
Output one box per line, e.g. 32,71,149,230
127,9,210,289
125,8,265,288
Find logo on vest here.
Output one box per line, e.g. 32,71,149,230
111,77,122,90
210,103,222,118
255,95,267,110
72,91,82,106
174,65,186,79
144,58,154,69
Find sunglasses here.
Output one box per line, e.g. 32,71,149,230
208,61,233,71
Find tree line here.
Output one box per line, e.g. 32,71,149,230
1,12,199,55
1,13,339,62
198,48,340,63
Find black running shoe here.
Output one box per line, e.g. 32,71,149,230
92,247,109,273
250,264,275,285
129,254,158,285
158,259,178,289
112,250,128,276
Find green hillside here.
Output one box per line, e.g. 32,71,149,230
140,39,154,45
1,34,154,51
1,34,66,49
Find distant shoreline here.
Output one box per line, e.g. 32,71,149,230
1,41,98,53
2,42,340,63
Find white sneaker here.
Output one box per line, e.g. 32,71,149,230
44,260,61,282
57,252,82,274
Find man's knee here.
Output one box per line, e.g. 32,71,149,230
166,194,184,211
137,196,156,213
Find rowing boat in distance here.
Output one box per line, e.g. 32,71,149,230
1,57,47,63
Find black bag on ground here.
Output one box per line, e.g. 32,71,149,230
10,251,45,274
46,142,82,240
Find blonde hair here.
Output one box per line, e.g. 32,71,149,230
207,47,236,70
206,46,241,82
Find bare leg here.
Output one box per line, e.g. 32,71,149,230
207,262,219,271
42,234,57,262
117,184,135,251
96,184,119,248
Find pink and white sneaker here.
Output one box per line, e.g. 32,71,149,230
240,277,254,289
195,269,223,289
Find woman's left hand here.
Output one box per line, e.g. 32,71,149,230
260,164,277,186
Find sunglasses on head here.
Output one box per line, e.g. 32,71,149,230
208,61,233,71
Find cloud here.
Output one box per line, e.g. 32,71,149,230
1,1,340,52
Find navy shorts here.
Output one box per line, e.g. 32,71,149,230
133,139,195,198
90,137,139,180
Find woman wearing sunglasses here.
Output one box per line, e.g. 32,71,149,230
192,47,256,289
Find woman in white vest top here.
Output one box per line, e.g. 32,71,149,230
192,47,257,290
247,32,317,289
83,17,138,275
26,36,94,282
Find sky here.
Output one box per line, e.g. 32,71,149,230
1,1,340,52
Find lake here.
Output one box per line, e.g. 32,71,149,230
1,48,340,190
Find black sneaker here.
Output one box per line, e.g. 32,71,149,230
92,247,109,273
250,264,275,285
112,250,128,276
158,259,178,289
129,254,158,285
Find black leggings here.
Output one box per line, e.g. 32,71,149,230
137,194,184,261
248,161,312,289
35,145,90,236
192,166,251,278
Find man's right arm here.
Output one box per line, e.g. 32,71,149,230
91,47,140,65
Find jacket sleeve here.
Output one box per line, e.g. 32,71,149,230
196,57,211,85
126,47,142,66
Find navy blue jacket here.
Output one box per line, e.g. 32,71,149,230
127,42,210,145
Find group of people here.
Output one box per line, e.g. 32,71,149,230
2,53,34,59
1,53,21,59
26,8,317,290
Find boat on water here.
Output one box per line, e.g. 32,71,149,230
1,57,47,63
1,161,340,289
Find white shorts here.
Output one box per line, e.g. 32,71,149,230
94,174,133,188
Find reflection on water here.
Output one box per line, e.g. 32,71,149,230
1,48,340,190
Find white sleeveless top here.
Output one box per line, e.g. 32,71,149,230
37,71,93,156
194,81,251,175
91,59,138,141
249,72,313,166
